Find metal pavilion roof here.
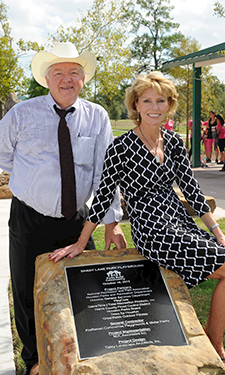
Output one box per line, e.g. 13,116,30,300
162,42,225,69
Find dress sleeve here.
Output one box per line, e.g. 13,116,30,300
88,140,123,224
173,135,210,217
91,110,123,224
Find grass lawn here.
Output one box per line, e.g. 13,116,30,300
111,119,187,133
111,120,188,141
10,217,225,373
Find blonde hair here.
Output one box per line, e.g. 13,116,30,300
125,71,178,126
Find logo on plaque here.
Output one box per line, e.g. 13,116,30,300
107,270,121,278
105,270,124,283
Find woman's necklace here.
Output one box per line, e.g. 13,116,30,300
139,126,160,163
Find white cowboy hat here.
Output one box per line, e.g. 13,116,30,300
31,42,97,88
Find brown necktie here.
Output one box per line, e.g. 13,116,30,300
54,105,77,220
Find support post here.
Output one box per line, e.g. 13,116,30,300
192,65,201,168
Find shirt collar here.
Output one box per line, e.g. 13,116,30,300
46,93,80,113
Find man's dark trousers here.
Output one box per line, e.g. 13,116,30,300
9,196,95,367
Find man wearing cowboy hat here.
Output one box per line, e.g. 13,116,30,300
0,42,126,375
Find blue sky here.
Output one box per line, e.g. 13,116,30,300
6,0,225,81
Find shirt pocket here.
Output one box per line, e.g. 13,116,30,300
73,136,96,166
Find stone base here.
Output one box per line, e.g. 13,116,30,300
0,184,12,199
34,249,225,375
0,171,12,199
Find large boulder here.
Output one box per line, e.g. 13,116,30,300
4,92,21,115
0,171,12,199
34,248,225,375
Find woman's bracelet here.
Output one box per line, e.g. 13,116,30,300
209,223,220,233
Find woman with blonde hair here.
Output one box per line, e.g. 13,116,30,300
50,71,225,363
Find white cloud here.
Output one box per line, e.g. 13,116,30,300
7,0,92,43
171,0,224,48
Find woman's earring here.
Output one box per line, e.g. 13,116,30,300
137,112,140,121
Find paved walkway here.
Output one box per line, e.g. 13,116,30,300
193,162,225,211
0,198,15,375
0,161,224,374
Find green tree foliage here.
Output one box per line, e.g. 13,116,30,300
127,0,183,72
167,37,221,146
7,0,224,124
200,74,221,119
48,0,135,105
17,40,44,53
27,77,49,99
96,82,129,120
213,1,225,17
167,37,201,130
0,1,25,116
204,78,225,116
108,102,123,124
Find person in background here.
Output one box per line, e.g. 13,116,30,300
216,114,225,171
50,71,225,364
164,118,173,131
206,111,219,163
202,120,208,160
0,42,126,375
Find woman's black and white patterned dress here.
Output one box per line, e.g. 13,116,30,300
88,128,225,288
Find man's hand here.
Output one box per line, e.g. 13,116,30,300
104,222,127,251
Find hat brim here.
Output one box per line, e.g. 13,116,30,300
31,51,97,88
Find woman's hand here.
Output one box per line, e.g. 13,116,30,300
104,222,127,250
201,212,225,247
215,232,225,247
49,220,98,263
49,242,85,263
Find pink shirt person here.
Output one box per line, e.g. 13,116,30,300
217,121,225,139
164,119,173,131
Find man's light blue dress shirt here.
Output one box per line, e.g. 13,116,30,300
0,93,122,224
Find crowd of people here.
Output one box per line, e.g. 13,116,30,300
188,111,225,171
